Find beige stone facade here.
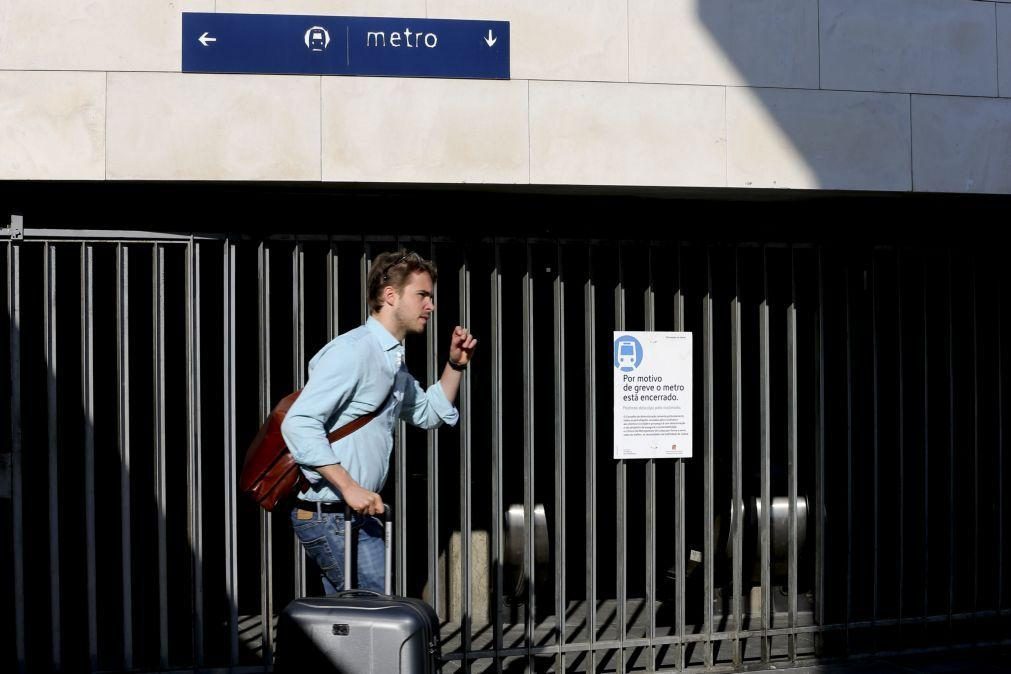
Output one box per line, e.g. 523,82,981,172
1,0,1009,193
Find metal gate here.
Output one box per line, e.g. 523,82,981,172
3,217,1008,672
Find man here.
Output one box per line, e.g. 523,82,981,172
280,250,477,594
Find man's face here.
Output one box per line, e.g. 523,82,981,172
391,271,435,335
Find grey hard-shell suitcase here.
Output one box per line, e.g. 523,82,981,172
274,505,440,673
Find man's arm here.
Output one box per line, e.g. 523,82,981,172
315,464,384,515
438,326,478,403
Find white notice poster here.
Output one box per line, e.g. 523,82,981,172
613,331,692,459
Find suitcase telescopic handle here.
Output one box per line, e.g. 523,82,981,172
343,503,393,595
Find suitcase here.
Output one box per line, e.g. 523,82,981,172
275,504,441,673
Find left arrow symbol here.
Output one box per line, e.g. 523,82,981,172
199,32,217,47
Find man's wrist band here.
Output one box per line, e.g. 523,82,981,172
448,358,467,371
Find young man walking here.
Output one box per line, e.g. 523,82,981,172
281,250,477,593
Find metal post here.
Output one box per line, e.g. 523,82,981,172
585,245,598,672
760,249,772,662
788,248,799,662
523,243,535,671
673,246,686,672
645,248,657,672
946,254,955,641
460,253,473,669
815,248,826,655
896,252,905,635
186,240,204,667
44,243,62,670
8,237,26,674
224,240,240,666
427,241,440,619
554,243,567,673
615,246,627,674
327,238,339,339
702,251,714,669
153,243,169,669
116,244,133,670
257,241,274,663
293,241,306,601
845,267,854,654
731,247,744,667
491,241,504,671
871,253,881,645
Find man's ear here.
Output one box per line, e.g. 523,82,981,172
382,284,399,306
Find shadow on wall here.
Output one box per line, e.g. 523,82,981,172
692,0,917,192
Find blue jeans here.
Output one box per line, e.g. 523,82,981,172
289,507,387,594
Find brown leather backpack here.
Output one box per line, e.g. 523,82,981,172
240,389,390,511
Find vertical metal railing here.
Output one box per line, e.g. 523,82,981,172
43,243,62,671
759,248,772,662
522,243,536,672
186,240,204,668
152,243,169,670
584,245,599,672
459,251,473,670
116,243,134,671
615,245,627,674
730,247,743,668
491,240,504,672
8,234,26,674
256,241,273,664
223,239,240,667
553,243,567,673
3,229,1010,673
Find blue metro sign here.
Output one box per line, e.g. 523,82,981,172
182,13,510,79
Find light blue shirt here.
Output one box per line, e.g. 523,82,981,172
280,316,458,501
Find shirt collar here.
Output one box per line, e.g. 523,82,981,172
366,315,402,352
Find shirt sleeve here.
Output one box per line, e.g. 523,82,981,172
280,342,362,468
399,373,459,429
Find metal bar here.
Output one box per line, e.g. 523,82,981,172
491,241,504,671
845,266,854,653
293,241,306,600
923,257,931,627
815,248,826,655
787,248,799,662
224,240,240,666
871,253,881,644
703,250,714,669
760,249,771,662
731,247,743,668
427,240,440,619
153,243,169,669
7,237,25,674
615,246,626,674
523,242,535,671
971,262,979,619
0,228,222,241
460,252,473,668
674,245,686,673
361,243,369,325
82,243,99,671
44,243,62,670
646,248,657,672
998,265,1005,617
116,244,134,670
327,238,339,339
947,253,955,640
187,240,205,667
256,241,273,664
395,237,407,597
553,243,567,672
585,245,598,671
896,252,905,633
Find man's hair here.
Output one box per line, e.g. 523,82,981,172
367,249,438,314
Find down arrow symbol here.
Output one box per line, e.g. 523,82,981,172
484,30,497,47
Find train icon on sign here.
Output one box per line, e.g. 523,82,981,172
613,335,643,372
305,26,331,51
